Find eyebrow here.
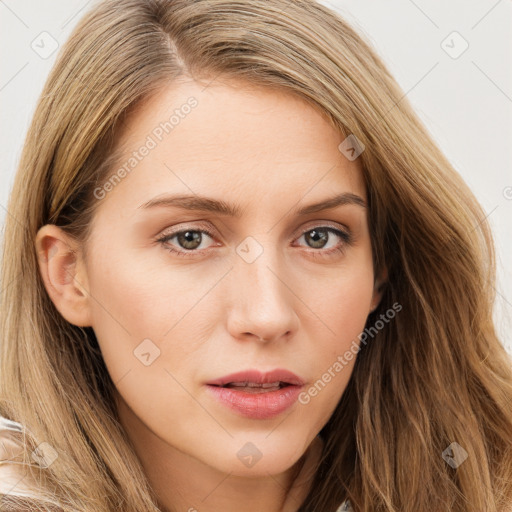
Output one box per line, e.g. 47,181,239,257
137,192,367,217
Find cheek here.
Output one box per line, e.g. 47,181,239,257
85,244,220,388
293,258,374,419
300,255,374,349
85,253,207,430
333,272,374,344
84,249,168,378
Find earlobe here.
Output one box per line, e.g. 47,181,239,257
35,224,93,327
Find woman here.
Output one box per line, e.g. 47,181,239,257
1,0,511,511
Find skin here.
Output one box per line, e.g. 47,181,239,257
35,78,385,512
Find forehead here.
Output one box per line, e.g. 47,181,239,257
95,78,366,216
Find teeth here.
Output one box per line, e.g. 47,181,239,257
226,381,282,388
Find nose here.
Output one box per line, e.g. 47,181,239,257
225,242,299,344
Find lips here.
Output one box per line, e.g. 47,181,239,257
206,368,305,388
205,368,305,419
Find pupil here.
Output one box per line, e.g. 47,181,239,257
178,231,201,249
307,228,328,248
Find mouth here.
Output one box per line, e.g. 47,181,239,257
210,381,292,394
205,368,305,388
204,369,305,419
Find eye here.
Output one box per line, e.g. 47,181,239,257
294,226,352,258
155,224,352,258
156,227,217,257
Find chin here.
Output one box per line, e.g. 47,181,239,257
202,433,310,477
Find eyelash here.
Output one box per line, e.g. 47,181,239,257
155,224,352,259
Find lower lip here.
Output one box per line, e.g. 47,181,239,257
205,384,303,419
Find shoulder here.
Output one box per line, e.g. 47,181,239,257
0,414,42,500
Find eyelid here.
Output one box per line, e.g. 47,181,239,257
157,219,349,242
294,219,350,238
157,221,218,239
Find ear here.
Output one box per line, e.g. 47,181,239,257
369,266,388,314
34,224,93,327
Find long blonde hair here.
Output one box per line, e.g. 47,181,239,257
1,0,512,510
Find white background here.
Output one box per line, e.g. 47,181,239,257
1,0,511,353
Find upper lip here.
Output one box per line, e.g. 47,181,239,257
206,369,305,387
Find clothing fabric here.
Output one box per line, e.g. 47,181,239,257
0,414,41,499
0,414,352,510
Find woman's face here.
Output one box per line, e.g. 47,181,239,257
38,78,382,479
